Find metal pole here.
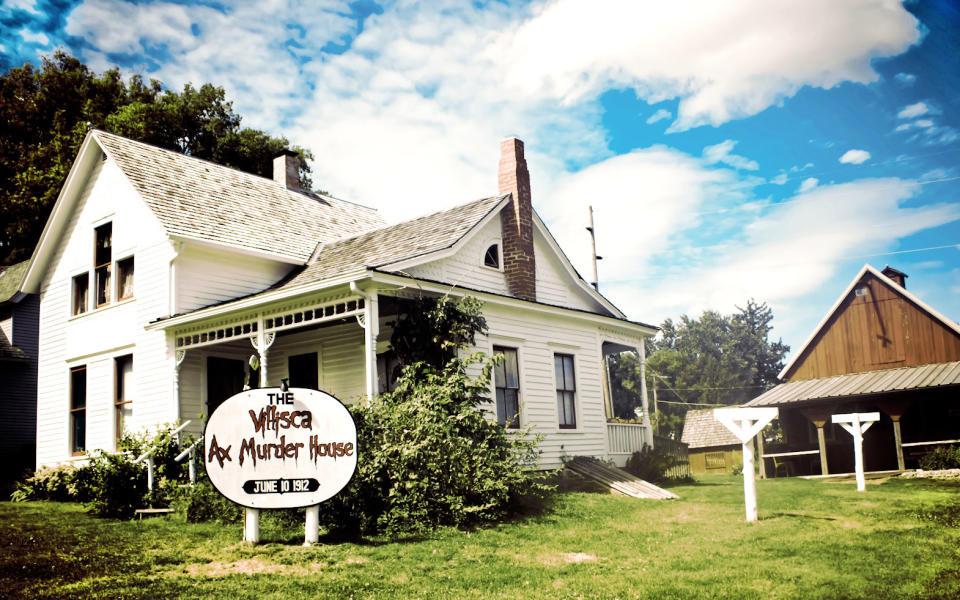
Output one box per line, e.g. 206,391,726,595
188,447,196,484
304,505,320,546
587,206,599,291
244,508,260,543
146,456,154,492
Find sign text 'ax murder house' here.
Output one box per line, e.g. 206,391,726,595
204,388,358,509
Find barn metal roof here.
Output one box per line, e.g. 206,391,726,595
747,361,960,407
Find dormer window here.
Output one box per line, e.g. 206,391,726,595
483,243,500,269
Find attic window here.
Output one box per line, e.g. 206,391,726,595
854,286,869,297
483,243,500,269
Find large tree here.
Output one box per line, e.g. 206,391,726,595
608,300,790,439
0,52,315,265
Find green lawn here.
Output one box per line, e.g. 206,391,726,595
2,475,958,599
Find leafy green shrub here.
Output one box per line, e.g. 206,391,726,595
10,463,93,502
919,445,960,470
170,479,241,524
624,445,693,484
319,296,554,537
84,450,148,519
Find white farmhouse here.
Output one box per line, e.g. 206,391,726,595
21,130,656,470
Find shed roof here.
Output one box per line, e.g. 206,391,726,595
681,408,742,449
93,130,386,262
747,361,960,408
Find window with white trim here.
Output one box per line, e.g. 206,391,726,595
493,346,520,429
70,366,87,455
94,222,112,308
115,355,133,445
483,243,500,269
554,353,577,429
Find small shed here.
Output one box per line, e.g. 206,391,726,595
681,408,743,474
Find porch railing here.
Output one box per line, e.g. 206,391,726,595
607,422,647,455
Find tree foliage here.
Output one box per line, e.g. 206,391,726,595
609,300,790,439
0,51,315,265
322,296,552,537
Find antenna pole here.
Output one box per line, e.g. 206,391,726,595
587,206,601,291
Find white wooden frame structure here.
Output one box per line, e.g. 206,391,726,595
832,412,879,492
714,407,778,522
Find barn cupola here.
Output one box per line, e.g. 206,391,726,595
497,137,537,302
273,150,300,190
881,265,908,288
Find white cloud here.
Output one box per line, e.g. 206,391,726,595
914,119,934,129
499,0,919,131
897,102,930,119
839,149,871,164
7,0,39,13
702,139,759,171
798,177,819,193
646,108,672,124
894,72,916,86
603,178,960,337
895,123,912,132
18,28,48,45
770,173,788,185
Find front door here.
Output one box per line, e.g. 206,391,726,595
207,356,244,415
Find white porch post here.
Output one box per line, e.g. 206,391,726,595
833,412,879,492
638,341,653,448
714,407,778,522
243,313,276,543
351,285,379,403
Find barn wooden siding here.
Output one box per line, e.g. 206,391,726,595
787,272,960,381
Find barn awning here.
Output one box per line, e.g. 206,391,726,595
747,361,960,408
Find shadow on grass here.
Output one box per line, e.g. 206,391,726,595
767,511,838,521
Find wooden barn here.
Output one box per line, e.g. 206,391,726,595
747,265,960,476
681,408,742,474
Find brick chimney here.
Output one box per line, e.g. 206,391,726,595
273,150,300,190
498,137,536,302
881,265,908,288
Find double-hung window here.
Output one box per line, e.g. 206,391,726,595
493,346,520,429
94,223,112,308
72,273,89,315
115,355,133,445
70,366,87,455
555,353,577,429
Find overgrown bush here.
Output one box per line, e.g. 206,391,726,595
624,445,692,484
10,463,93,503
170,478,241,524
919,445,960,470
11,424,192,519
319,296,554,537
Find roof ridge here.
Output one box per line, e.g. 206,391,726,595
323,194,508,246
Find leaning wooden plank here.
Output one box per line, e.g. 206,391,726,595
565,457,678,499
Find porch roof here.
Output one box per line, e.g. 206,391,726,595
746,361,960,408
0,259,29,304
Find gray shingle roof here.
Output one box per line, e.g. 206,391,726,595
93,130,386,261
0,260,29,304
681,408,742,449
747,361,960,408
274,194,507,290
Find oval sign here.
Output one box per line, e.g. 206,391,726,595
204,388,357,509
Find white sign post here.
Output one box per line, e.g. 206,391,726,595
204,387,358,544
832,412,879,492
714,407,778,523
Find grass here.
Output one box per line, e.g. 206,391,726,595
1,475,958,599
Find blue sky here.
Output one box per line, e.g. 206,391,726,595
2,0,959,356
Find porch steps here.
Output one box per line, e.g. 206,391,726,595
565,456,678,500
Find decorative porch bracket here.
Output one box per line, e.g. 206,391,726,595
714,407,778,522
832,412,879,492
